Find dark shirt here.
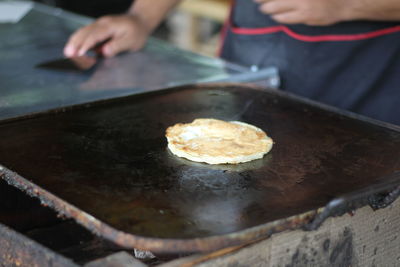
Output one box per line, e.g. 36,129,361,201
221,0,400,125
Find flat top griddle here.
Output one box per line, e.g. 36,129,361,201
1,84,400,253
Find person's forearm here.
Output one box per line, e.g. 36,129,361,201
128,0,182,34
346,0,400,21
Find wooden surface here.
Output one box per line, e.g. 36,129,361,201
171,0,230,55
160,198,400,267
178,0,230,22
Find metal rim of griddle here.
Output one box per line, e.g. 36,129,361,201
1,83,400,254
2,164,400,254
0,166,318,253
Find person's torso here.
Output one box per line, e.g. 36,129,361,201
221,0,400,125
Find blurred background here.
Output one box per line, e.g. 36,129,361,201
34,0,231,56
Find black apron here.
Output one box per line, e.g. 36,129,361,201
221,0,400,125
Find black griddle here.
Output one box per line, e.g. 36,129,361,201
0,84,399,254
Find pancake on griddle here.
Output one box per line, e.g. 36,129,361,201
166,118,273,164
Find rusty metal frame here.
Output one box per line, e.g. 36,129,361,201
0,222,77,267
0,164,318,253
1,163,399,254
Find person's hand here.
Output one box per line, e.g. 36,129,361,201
254,0,349,26
64,14,151,58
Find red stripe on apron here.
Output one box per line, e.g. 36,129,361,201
230,24,400,42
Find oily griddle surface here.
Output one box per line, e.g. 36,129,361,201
1,84,400,240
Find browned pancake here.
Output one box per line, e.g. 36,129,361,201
166,118,273,164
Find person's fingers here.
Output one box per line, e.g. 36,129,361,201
259,1,295,16
76,17,118,56
64,16,116,57
63,44,75,57
65,14,151,58
271,11,303,24
102,25,148,57
101,35,135,57
64,26,93,57
101,41,118,58
77,27,113,56
65,26,94,56
64,35,78,57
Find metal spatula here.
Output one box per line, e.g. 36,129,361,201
35,38,110,72
35,55,98,72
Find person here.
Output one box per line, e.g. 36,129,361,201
64,0,400,125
